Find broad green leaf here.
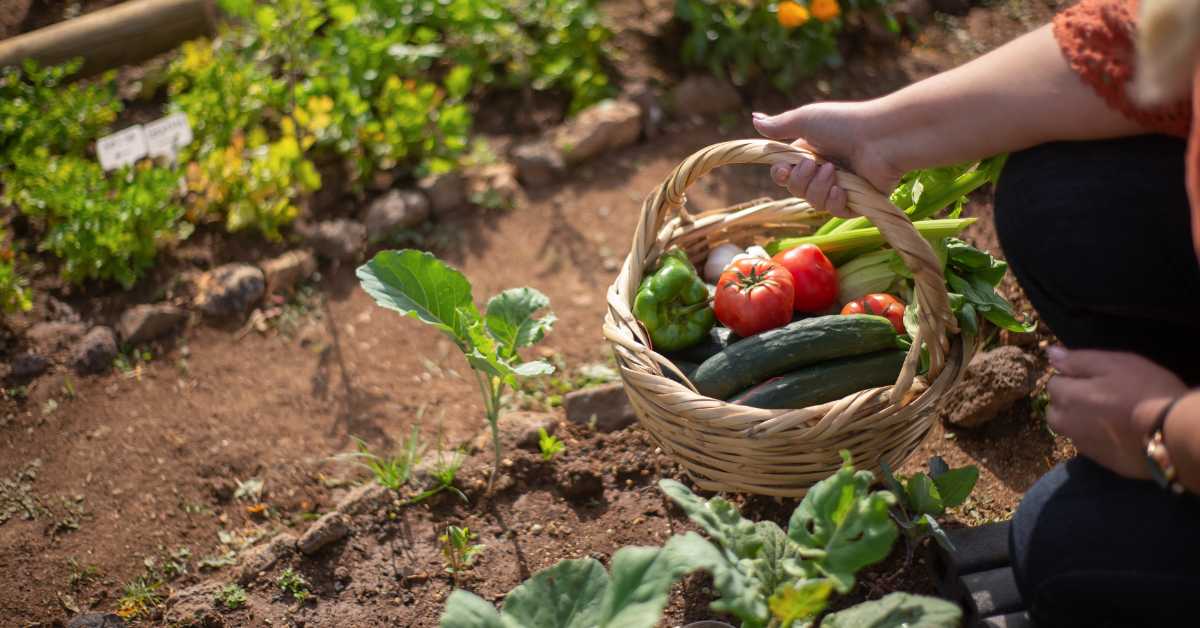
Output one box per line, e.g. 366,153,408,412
878,461,908,518
930,466,978,509
513,360,554,378
923,515,956,553
254,5,278,31
659,480,761,559
788,452,898,593
357,250,479,347
485,287,556,357
769,579,834,627
755,521,815,594
502,558,607,628
905,473,944,517
439,590,509,628
598,535,712,628
820,592,962,628
445,66,473,100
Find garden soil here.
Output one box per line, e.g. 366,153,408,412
0,1,1073,625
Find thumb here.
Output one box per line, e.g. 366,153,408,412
752,108,813,141
1047,346,1109,379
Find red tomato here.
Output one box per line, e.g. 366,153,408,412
841,293,906,333
714,258,794,337
772,244,838,312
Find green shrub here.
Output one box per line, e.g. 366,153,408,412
0,228,31,314
0,60,120,166
675,0,895,90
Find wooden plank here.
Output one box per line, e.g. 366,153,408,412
0,0,217,76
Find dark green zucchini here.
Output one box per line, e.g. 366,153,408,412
729,350,907,409
691,314,900,400
662,325,739,363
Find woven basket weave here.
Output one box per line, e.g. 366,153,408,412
602,139,973,497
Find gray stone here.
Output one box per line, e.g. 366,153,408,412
564,383,637,432
8,352,49,378
301,219,366,262
260,250,317,296
26,321,87,354
297,512,351,555
363,189,430,237
940,346,1038,429
234,532,297,585
117,304,188,344
194,263,265,318
418,171,468,216
66,613,125,628
668,75,741,117
511,140,566,187
71,327,117,374
553,99,642,166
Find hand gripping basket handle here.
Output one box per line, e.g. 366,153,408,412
619,139,958,399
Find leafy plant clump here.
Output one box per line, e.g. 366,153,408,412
440,525,485,582
357,249,556,488
440,452,963,628
676,0,895,91
342,428,467,504
881,456,979,553
215,582,248,609
277,567,311,603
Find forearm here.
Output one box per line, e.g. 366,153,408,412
862,25,1145,173
1163,392,1200,494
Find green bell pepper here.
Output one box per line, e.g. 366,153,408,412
633,248,716,351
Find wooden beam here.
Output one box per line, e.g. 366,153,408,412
0,0,218,76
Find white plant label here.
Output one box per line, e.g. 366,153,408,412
144,113,193,159
96,126,148,171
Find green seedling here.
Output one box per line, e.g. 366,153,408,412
278,567,311,603
343,427,422,492
881,455,979,554
538,428,565,461
358,250,556,490
116,577,163,620
440,525,484,582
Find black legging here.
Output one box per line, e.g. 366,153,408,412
996,135,1200,627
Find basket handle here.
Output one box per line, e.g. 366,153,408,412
624,139,958,397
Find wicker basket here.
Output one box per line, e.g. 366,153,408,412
602,139,974,497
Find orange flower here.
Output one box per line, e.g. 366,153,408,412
777,1,810,28
811,0,840,22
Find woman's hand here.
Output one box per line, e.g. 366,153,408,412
1047,346,1188,479
752,101,905,217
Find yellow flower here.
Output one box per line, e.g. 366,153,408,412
811,0,840,22
777,1,810,29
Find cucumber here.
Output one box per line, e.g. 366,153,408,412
663,326,739,363
691,314,900,400
729,350,907,409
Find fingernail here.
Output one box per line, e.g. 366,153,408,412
752,112,768,121
1047,345,1066,366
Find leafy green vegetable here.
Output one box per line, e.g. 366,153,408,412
820,592,962,628
440,533,713,628
880,456,979,552
358,250,554,487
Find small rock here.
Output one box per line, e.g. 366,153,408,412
362,189,430,237
66,613,125,628
418,171,468,216
336,482,392,516
71,327,117,374
563,383,637,432
8,352,49,378
470,411,558,453
557,460,603,501
511,140,566,187
553,99,642,166
163,582,222,626
297,512,351,555
469,163,522,209
194,263,265,318
26,321,87,354
940,346,1038,428
260,250,317,297
667,75,741,117
300,219,366,262
117,304,188,345
234,532,297,585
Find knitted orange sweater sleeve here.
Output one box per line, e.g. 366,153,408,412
1053,0,1191,137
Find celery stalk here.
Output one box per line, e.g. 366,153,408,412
766,218,976,264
